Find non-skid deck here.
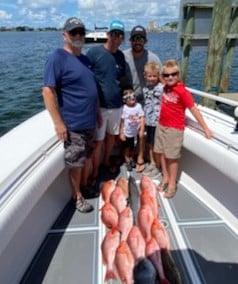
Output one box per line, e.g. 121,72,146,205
20,166,238,284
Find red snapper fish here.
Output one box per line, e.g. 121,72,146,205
140,174,157,198
118,206,133,241
140,190,159,219
127,225,146,260
115,240,135,284
137,203,154,241
151,218,171,250
116,176,129,199
100,202,118,229
101,179,116,203
146,237,170,284
101,228,120,282
110,185,127,214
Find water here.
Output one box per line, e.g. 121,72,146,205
1,31,238,137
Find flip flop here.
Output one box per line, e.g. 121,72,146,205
163,186,177,198
135,162,145,173
157,181,168,192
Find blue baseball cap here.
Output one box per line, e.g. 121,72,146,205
109,19,125,32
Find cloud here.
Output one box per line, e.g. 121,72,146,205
17,0,64,9
0,10,12,20
1,0,180,28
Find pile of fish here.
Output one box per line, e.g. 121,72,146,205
100,174,182,284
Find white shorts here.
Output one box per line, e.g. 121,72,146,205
96,107,122,140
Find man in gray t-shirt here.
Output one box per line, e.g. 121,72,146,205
123,25,162,106
123,25,162,172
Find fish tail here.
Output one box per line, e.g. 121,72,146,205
161,278,170,284
104,269,117,281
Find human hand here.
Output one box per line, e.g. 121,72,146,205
120,132,126,141
204,128,213,139
55,122,68,141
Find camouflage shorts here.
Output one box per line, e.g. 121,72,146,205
64,130,95,168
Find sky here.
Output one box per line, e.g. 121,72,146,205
0,0,180,30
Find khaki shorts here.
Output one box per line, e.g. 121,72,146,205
154,124,184,159
95,107,122,140
64,130,95,168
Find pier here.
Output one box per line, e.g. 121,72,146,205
178,0,238,108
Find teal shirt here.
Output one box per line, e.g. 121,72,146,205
87,45,126,108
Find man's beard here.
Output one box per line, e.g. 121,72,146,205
65,39,84,49
132,44,144,53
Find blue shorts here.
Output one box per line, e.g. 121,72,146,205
64,130,95,168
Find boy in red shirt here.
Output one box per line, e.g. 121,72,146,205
154,59,213,198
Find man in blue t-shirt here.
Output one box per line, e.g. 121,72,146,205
42,17,101,213
86,19,126,182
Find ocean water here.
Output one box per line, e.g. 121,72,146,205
0,31,238,137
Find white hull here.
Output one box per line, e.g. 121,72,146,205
85,31,107,43
0,89,237,283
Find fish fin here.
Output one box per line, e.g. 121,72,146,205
104,269,117,281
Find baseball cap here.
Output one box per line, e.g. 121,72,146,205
63,17,85,31
109,19,125,32
130,25,147,39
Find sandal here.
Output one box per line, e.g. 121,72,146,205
163,186,177,199
135,162,145,173
125,162,133,172
157,181,168,192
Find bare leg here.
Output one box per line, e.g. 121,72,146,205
103,133,115,166
163,158,178,198
149,145,157,166
135,134,145,172
167,158,178,189
81,157,92,186
124,147,131,163
154,152,161,168
155,153,170,192
161,154,169,183
68,167,82,200
91,140,103,178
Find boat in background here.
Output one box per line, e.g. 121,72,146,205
85,25,107,43
0,89,238,283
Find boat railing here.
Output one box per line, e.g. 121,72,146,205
185,87,238,153
187,87,238,130
187,87,238,108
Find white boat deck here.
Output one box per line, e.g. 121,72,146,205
1,90,238,284
20,164,238,284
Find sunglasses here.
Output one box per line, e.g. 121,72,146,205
131,35,146,42
69,29,86,37
110,30,125,37
162,71,179,78
123,93,136,101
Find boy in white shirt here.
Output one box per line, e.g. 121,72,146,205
119,88,145,171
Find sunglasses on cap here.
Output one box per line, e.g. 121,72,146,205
68,28,86,37
131,35,146,42
123,93,136,101
162,71,179,78
110,30,125,37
